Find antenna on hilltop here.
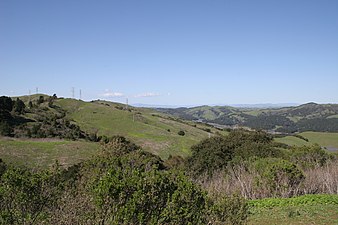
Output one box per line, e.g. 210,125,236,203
126,98,129,110
36,87,39,94
79,89,82,100
72,87,75,98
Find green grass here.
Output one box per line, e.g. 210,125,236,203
248,194,338,225
301,132,338,149
55,99,214,159
276,132,338,151
275,136,310,147
0,137,100,169
327,114,338,119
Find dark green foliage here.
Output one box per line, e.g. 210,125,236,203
0,165,62,224
0,96,14,128
37,95,44,104
187,130,281,177
243,114,295,131
52,138,216,224
91,167,207,224
289,145,333,168
178,130,185,136
0,121,13,136
209,194,249,225
0,96,13,112
187,136,233,177
0,95,92,140
254,158,305,197
0,136,250,224
13,98,25,114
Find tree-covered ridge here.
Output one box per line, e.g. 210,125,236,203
157,103,338,133
0,95,95,140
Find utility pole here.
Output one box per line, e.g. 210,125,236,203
79,89,82,100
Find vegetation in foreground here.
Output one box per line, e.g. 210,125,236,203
1,129,337,224
0,136,248,224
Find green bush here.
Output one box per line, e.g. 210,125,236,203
0,166,62,224
209,194,249,225
178,130,185,136
289,144,333,168
187,136,233,177
254,158,305,197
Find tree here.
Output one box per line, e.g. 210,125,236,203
37,96,44,104
14,98,26,114
178,130,185,136
187,136,233,177
0,96,13,112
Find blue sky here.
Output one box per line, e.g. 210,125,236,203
1,0,337,106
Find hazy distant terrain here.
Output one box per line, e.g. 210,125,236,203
157,103,338,133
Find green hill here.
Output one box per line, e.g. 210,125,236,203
158,103,338,133
0,95,222,167
55,98,218,158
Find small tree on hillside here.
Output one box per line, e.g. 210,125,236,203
14,98,26,114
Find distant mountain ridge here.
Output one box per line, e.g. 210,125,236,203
157,103,338,133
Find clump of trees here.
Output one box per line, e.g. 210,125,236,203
0,95,95,141
188,130,337,200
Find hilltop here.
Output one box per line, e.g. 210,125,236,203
0,94,220,168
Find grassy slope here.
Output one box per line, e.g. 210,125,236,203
275,136,310,147
56,98,215,159
276,132,338,150
0,137,100,169
248,194,338,225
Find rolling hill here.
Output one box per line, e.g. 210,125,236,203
157,103,338,133
0,94,222,168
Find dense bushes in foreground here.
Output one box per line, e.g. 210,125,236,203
0,136,249,224
1,130,337,224
190,130,337,200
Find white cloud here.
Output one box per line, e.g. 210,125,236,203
101,92,125,97
134,92,161,98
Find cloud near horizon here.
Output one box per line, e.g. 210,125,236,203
134,92,161,98
101,91,125,98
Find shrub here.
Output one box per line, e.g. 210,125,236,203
259,158,305,197
178,130,185,136
187,136,233,177
209,194,249,225
289,144,333,168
